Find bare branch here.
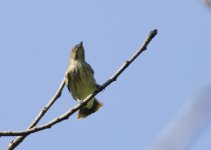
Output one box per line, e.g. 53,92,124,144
1,29,157,149
6,78,66,150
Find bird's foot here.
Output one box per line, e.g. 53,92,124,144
96,84,105,91
77,99,84,104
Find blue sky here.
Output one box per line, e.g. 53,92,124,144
0,0,211,150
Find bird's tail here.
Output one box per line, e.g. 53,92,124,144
77,98,103,119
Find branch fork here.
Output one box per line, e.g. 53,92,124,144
0,29,158,150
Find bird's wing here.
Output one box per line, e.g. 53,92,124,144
65,71,77,100
86,63,94,75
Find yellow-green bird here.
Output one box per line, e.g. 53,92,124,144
65,42,103,119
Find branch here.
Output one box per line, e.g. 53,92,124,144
6,78,66,150
1,29,157,149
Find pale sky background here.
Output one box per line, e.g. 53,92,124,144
0,0,211,150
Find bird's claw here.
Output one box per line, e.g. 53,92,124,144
96,84,105,91
77,99,84,104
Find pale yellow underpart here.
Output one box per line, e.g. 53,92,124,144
66,60,96,109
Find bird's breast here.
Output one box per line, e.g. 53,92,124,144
67,61,96,100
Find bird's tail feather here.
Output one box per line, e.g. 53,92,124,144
77,98,103,119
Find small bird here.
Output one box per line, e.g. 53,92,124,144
65,42,103,119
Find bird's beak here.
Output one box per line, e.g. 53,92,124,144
79,41,83,47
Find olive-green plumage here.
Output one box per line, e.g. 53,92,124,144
65,42,103,119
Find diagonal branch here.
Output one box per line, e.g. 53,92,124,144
1,29,157,149
6,78,66,150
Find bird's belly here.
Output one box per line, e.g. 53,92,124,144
70,66,96,100
74,80,95,100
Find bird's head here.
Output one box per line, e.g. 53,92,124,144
70,41,85,60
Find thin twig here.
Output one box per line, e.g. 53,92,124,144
1,29,157,150
7,78,66,150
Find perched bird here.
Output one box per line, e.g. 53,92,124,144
65,42,103,119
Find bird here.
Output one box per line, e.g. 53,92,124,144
65,41,103,119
